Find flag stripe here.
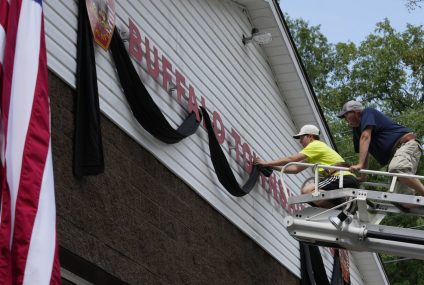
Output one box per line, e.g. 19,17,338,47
0,0,8,65
0,27,6,65
12,13,50,280
0,0,20,283
6,0,42,248
0,0,10,223
22,145,56,285
15,15,54,284
0,0,60,283
1,0,20,131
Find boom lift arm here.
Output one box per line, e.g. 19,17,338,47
280,162,424,260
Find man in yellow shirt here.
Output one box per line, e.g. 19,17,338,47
254,124,358,207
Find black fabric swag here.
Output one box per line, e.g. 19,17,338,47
109,29,200,144
331,250,350,285
300,243,330,285
201,107,272,197
330,250,344,285
74,0,104,176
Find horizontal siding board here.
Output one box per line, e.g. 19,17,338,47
268,54,293,65
273,63,296,75
262,45,287,57
131,0,299,162
244,1,268,10
95,33,304,267
277,75,299,85
351,253,387,284
280,80,302,91
44,0,373,282
45,42,75,86
286,97,311,108
45,1,78,89
45,2,77,42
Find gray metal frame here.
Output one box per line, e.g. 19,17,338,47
281,162,424,259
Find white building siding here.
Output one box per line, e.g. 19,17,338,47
44,0,366,283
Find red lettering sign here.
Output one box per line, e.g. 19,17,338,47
145,38,159,79
176,70,186,104
212,111,225,145
161,55,173,90
128,19,143,61
242,143,252,173
188,85,200,121
278,180,287,209
269,174,279,203
200,97,207,128
230,128,241,161
125,20,297,215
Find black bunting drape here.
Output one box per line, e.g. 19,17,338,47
74,0,104,176
300,243,330,285
201,107,272,197
109,29,200,144
331,250,344,285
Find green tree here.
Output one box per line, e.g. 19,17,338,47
350,19,423,113
285,15,424,153
284,15,334,96
285,14,424,284
406,0,423,10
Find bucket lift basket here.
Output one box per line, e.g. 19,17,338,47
280,162,424,260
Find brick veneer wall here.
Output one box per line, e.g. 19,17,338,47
49,71,300,285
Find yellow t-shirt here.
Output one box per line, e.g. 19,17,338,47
300,140,354,176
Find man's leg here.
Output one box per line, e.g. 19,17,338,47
389,140,424,195
398,177,424,196
301,178,338,208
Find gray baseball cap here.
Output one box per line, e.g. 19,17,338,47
337,100,363,118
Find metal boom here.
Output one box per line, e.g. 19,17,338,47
280,162,424,260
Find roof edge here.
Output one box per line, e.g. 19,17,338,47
269,0,337,150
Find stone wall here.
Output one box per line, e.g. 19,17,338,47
49,71,299,285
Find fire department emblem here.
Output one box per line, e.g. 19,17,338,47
86,0,115,49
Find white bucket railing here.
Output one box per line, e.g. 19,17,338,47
279,162,424,197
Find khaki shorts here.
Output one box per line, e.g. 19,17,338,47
388,140,422,194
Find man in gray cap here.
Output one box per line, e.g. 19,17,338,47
338,100,424,196
254,124,358,208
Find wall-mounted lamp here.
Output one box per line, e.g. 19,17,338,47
117,26,130,42
242,28,272,45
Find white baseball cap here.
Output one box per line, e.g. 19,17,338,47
337,100,363,118
293,124,320,139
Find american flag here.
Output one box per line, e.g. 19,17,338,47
0,0,61,284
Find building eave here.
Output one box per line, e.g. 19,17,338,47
234,0,390,283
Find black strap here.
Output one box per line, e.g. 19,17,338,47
300,243,316,285
109,29,200,144
330,250,345,285
74,0,104,176
300,243,330,285
201,107,271,197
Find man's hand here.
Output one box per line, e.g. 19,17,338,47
253,157,266,166
350,163,368,182
349,163,363,172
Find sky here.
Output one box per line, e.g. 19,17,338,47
279,0,424,44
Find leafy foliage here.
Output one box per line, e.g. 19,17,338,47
284,13,424,284
285,16,334,95
406,0,423,11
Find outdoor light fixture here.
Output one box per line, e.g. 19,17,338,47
242,28,272,45
329,211,349,229
117,26,130,42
